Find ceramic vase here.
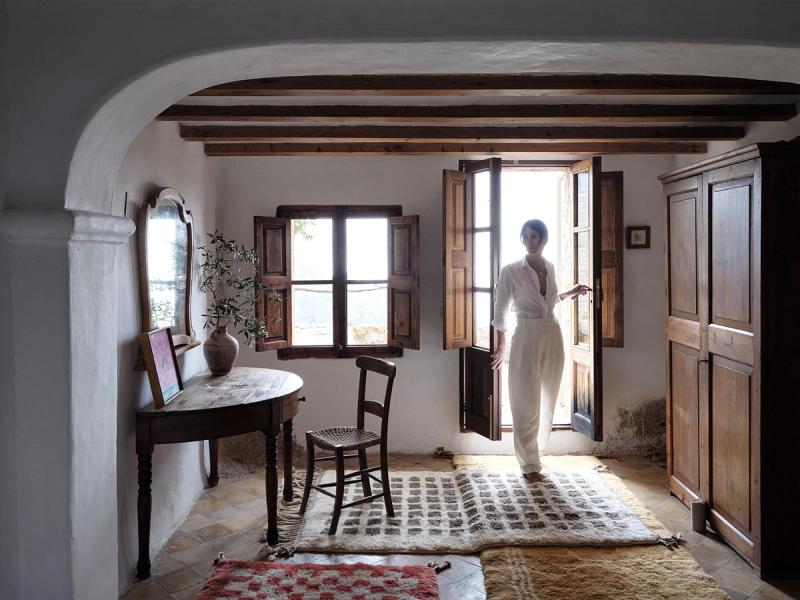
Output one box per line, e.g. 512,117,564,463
203,324,239,375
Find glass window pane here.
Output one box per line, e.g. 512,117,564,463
291,284,333,345
474,170,491,228
291,218,332,280
347,218,388,280
474,231,490,288
575,171,589,228
474,291,491,349
347,284,387,345
575,231,590,345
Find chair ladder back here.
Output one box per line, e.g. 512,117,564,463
356,367,369,429
378,376,395,439
355,356,396,435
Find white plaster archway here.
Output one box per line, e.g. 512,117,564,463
7,40,797,599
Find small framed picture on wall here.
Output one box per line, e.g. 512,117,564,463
626,225,651,249
139,327,184,408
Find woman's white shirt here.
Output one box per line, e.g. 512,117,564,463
491,258,559,332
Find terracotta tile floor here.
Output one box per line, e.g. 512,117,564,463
122,454,800,599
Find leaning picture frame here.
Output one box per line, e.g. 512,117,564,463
139,327,184,408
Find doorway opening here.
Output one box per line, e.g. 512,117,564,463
493,167,573,429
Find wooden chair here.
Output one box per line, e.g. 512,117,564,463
298,356,396,534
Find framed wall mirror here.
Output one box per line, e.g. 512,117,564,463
138,187,199,354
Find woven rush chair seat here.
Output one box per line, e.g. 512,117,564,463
299,356,397,535
308,427,380,451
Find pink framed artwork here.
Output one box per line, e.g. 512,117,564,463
139,327,184,408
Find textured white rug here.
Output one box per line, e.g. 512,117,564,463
295,469,659,553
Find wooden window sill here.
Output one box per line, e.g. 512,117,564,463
277,346,403,360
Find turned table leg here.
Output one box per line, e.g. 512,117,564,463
207,438,219,487
283,418,294,502
263,427,280,546
136,447,154,579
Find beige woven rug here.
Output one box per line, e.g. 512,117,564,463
456,455,729,600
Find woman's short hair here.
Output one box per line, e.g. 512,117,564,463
519,219,549,242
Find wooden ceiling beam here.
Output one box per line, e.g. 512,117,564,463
192,75,800,97
182,124,744,143
204,142,708,156
159,103,797,124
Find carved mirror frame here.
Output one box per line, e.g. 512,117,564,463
137,187,198,352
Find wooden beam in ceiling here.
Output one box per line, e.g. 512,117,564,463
192,75,800,97
204,142,708,156
181,124,744,143
159,103,798,124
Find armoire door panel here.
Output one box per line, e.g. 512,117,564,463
669,343,701,495
710,179,753,329
708,510,755,562
710,356,753,538
668,193,699,318
667,316,702,350
708,324,754,366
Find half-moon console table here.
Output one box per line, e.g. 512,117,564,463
135,366,304,579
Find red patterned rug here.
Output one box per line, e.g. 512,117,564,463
194,559,439,599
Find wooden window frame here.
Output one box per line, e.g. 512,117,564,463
275,204,404,360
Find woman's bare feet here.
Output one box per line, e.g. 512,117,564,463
523,472,544,483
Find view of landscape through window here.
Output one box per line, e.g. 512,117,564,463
290,217,389,346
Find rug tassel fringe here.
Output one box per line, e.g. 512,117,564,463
657,532,683,550
256,470,315,561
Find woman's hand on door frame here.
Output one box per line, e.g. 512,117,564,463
559,283,591,301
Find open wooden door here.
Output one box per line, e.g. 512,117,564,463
569,157,604,440
443,158,502,440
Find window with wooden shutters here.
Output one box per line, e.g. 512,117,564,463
254,206,420,358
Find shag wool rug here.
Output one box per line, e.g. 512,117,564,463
294,468,658,553
481,546,730,600
457,455,730,600
194,559,439,600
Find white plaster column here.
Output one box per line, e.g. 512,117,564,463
0,209,134,600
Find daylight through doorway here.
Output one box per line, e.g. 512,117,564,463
497,168,572,427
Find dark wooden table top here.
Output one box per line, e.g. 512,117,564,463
137,366,304,416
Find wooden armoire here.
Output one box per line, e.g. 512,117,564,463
660,140,800,578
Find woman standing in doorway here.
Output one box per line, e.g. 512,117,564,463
490,219,590,483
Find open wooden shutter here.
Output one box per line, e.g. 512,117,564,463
601,171,624,347
254,216,291,351
442,169,472,349
569,157,604,440
459,158,502,441
388,215,420,349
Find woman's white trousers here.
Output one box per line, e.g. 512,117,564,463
507,316,565,474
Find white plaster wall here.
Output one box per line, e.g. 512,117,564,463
671,115,800,171
115,121,220,593
217,154,671,457
0,237,16,596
